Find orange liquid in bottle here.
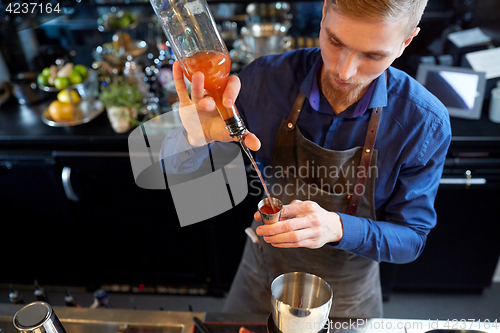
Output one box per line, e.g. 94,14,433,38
181,51,234,120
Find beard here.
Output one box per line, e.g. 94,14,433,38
321,70,365,108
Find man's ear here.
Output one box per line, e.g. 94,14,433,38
397,27,420,58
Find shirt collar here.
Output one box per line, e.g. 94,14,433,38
300,56,388,118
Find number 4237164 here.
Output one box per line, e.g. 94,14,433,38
5,2,61,14
444,319,498,330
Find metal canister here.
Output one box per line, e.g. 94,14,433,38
271,272,333,333
13,302,67,333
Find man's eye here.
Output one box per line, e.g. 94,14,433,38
328,38,340,46
366,54,383,61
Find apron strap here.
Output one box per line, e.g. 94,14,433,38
345,106,383,216
286,92,306,131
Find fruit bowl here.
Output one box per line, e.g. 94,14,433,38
42,99,104,127
37,63,89,92
38,80,87,93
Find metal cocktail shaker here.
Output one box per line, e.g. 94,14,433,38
271,272,333,333
13,302,67,333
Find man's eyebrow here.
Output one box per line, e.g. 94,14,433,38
325,28,392,57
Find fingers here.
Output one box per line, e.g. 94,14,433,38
173,61,217,112
243,132,261,152
190,71,206,104
223,75,241,108
256,217,308,237
280,200,316,220
198,96,216,112
173,61,191,106
257,219,318,248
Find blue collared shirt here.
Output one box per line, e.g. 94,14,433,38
235,48,451,263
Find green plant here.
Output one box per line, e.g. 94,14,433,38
99,79,143,109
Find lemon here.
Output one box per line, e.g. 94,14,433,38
57,89,81,104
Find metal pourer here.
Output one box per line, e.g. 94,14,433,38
225,116,254,161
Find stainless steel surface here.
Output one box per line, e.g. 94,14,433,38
13,302,66,333
243,22,289,36
439,178,486,185
0,304,204,333
240,25,291,59
246,2,291,18
2,303,499,333
271,272,332,333
61,167,79,202
245,2,292,30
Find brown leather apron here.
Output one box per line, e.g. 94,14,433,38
224,91,383,319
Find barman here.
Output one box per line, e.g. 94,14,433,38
163,0,451,318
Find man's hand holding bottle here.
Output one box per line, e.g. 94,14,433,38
172,61,261,151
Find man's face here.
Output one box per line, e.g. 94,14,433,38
319,4,417,110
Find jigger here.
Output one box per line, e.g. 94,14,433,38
258,197,283,224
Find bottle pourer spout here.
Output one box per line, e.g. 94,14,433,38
237,135,254,161
224,115,253,161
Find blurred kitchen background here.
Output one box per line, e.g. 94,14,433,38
0,0,499,321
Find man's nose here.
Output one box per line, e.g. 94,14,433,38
337,51,358,81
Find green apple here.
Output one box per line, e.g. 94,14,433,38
37,73,49,86
54,77,70,90
69,71,83,85
119,16,131,29
41,67,51,77
73,64,88,80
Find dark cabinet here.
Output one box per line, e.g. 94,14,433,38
0,152,78,285
0,150,213,289
383,176,500,293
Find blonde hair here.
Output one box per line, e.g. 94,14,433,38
326,0,428,39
